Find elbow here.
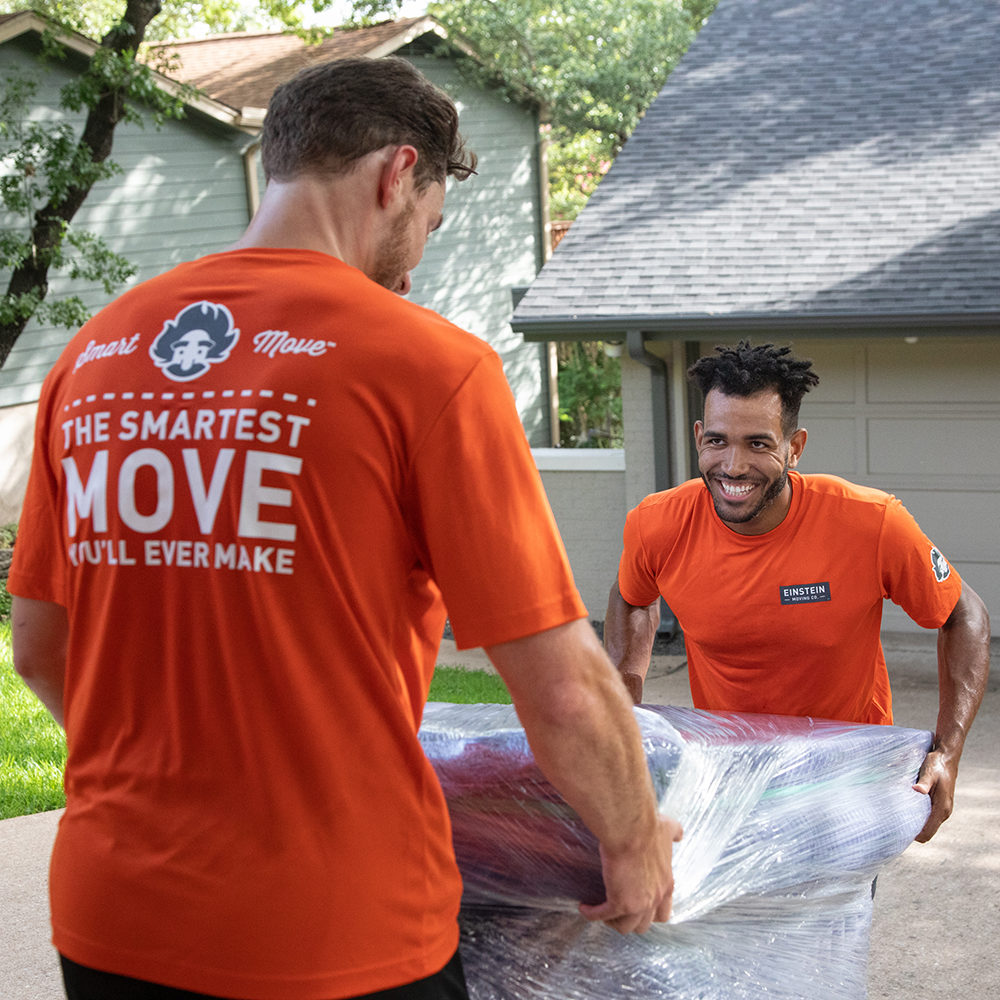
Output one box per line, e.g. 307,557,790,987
944,584,991,642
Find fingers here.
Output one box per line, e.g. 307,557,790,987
578,900,658,935
578,814,683,934
911,751,955,843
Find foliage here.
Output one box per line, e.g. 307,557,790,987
545,126,611,223
557,340,622,447
0,622,68,819
0,69,136,338
0,0,314,43
0,1,199,368
0,522,13,621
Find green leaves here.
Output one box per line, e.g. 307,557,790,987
0,68,134,344
557,340,623,448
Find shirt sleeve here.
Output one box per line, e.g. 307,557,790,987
616,504,662,608
877,495,963,629
405,352,586,649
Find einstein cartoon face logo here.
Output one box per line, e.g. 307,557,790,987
930,546,951,583
150,301,239,381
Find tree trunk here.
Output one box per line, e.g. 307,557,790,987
0,0,163,369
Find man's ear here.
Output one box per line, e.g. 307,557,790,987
787,427,808,467
693,420,704,450
377,145,420,209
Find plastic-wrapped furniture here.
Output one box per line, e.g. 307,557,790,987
419,702,932,1000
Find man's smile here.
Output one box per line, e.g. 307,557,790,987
717,478,758,499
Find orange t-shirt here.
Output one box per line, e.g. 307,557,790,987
617,472,962,725
9,249,585,999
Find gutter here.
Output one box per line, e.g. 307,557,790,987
626,331,671,494
512,311,1000,342
626,330,679,637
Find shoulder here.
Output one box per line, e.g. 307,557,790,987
795,472,895,511
632,478,707,517
627,480,708,542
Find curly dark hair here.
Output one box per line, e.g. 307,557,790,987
261,56,477,189
687,341,819,436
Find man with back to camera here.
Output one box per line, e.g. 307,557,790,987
9,56,682,1000
604,340,990,843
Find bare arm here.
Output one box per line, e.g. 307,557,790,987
485,617,682,934
912,582,991,842
11,596,69,728
604,581,660,705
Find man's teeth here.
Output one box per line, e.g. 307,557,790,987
720,481,754,497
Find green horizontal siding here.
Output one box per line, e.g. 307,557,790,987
404,50,549,445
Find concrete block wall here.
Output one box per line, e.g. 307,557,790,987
534,448,627,620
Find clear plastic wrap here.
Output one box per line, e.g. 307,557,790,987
419,702,933,1000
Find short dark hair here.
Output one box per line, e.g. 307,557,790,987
687,341,819,436
261,56,477,188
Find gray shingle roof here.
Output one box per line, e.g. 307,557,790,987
513,0,1000,337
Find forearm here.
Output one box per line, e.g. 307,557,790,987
487,618,682,930
490,619,661,849
11,596,69,728
934,584,991,762
518,663,660,856
912,584,990,842
604,582,659,703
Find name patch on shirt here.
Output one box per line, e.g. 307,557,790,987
779,581,831,605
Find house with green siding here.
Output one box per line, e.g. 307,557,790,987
0,12,555,524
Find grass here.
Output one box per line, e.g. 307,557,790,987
0,625,508,821
0,621,68,820
428,665,512,704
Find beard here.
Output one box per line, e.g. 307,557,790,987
703,462,791,526
370,200,415,293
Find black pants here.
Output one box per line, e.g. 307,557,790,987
60,950,469,1000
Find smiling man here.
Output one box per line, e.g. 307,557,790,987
604,341,990,844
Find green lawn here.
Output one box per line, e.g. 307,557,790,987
0,622,508,821
0,621,68,820
428,665,511,704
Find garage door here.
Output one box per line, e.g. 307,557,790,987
759,336,1000,633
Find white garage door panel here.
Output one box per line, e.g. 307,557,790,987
796,341,859,402
866,339,1000,403
868,417,1000,480
887,490,1000,564
788,336,998,636
797,417,858,477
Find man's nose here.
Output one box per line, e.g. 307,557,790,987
720,446,751,476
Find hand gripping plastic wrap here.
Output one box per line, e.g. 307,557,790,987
418,702,933,1000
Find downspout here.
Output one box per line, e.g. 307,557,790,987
242,139,262,220
626,330,672,492
626,330,676,635
536,116,560,447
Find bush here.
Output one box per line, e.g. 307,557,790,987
0,522,14,622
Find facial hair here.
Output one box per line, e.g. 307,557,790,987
703,459,791,526
370,200,415,292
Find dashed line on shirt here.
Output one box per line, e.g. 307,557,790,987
64,389,319,410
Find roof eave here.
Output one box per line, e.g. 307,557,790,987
511,311,1000,342
0,10,257,134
